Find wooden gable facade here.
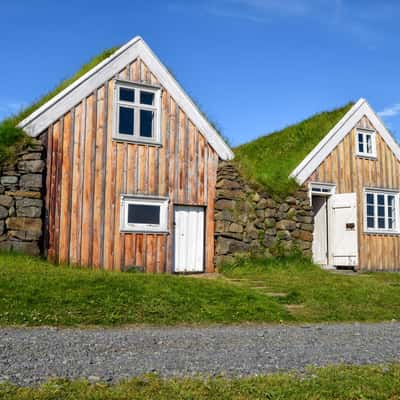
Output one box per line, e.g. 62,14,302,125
292,99,400,271
19,37,233,273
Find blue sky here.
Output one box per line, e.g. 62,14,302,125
1,0,400,145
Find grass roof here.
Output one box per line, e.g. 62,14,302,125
234,103,354,198
0,47,118,164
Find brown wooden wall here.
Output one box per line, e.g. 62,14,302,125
45,58,219,272
308,115,400,271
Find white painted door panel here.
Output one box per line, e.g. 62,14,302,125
174,206,204,272
330,193,358,267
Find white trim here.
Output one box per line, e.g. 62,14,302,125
355,128,376,158
113,80,161,144
290,98,400,184
363,188,400,235
308,182,336,204
18,36,233,160
120,194,169,233
309,182,336,195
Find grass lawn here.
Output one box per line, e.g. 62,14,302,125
1,365,400,399
221,256,400,322
0,252,288,326
0,252,400,326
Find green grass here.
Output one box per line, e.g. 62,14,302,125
234,103,354,197
1,252,400,326
0,47,118,164
221,256,400,322
2,365,400,399
0,252,288,326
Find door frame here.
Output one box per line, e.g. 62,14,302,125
309,183,336,268
172,204,206,274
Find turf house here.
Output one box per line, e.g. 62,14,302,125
1,36,400,272
217,99,400,271
0,36,233,273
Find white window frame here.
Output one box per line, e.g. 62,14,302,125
356,128,376,158
120,195,169,233
113,79,162,145
364,188,400,234
309,182,336,196
309,182,336,203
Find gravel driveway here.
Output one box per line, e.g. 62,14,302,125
1,322,400,385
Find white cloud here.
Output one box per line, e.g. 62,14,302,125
378,104,400,118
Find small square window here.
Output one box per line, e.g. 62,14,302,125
120,196,168,232
356,129,376,158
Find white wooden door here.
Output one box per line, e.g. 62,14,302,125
312,196,328,266
330,193,358,267
174,206,205,273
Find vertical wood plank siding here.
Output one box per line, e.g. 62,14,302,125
45,59,219,272
308,116,400,271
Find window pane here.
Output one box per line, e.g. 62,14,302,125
388,195,395,206
378,195,385,205
366,193,374,204
378,218,385,229
140,91,154,105
367,205,374,217
358,133,364,153
128,204,160,225
140,110,154,138
119,107,134,135
378,206,385,217
388,206,393,218
120,88,135,102
313,187,321,192
366,134,372,154
367,217,375,228
388,219,393,229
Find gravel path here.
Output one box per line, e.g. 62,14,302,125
1,322,400,386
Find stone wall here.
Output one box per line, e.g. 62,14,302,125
0,138,45,255
214,162,313,265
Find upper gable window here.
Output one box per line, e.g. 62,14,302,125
356,129,376,158
114,80,161,144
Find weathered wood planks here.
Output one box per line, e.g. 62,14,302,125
45,58,219,273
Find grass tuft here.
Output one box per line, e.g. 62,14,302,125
233,103,354,198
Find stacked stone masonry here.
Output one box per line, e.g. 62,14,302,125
0,138,45,255
214,162,314,265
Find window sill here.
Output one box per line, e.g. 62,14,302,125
121,230,169,235
113,136,162,147
356,154,377,160
364,230,400,236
